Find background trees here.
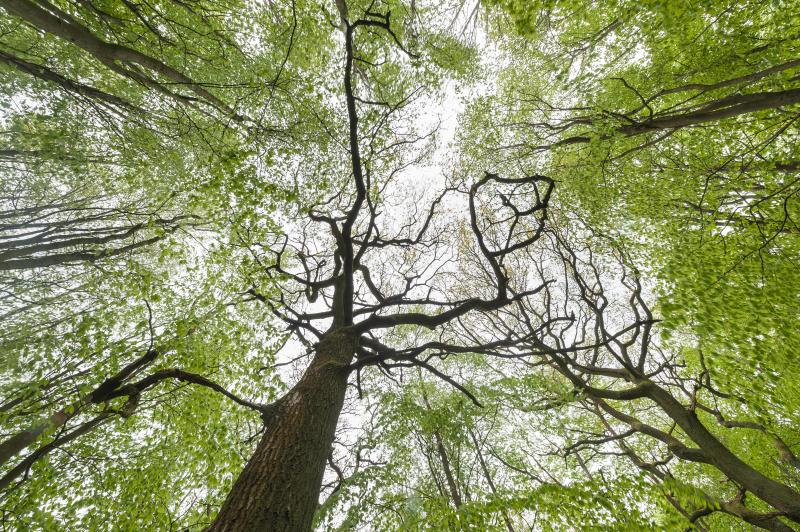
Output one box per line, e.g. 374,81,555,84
1,0,798,530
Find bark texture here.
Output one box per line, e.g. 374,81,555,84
206,330,356,532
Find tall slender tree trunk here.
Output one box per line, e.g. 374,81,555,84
0,349,156,468
433,428,463,509
468,426,515,532
0,414,110,491
206,330,356,532
419,379,462,509
0,410,70,468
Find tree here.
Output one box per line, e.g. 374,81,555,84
2,0,799,530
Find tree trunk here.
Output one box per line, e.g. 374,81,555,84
206,330,356,532
646,383,800,522
419,379,462,509
619,87,800,135
0,414,110,491
0,349,157,468
433,428,463,509
0,410,69,468
468,426,515,532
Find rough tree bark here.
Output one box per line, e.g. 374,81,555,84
206,330,357,532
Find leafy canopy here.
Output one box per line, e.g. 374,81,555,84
1,0,800,530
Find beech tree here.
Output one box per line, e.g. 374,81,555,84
1,0,799,530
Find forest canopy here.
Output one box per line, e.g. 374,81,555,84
0,0,799,530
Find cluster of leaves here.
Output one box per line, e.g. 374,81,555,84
313,0,800,530
2,0,800,530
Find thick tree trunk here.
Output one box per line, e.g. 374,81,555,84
646,383,800,522
531,87,800,153
206,330,356,532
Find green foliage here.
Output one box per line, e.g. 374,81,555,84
2,0,800,529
